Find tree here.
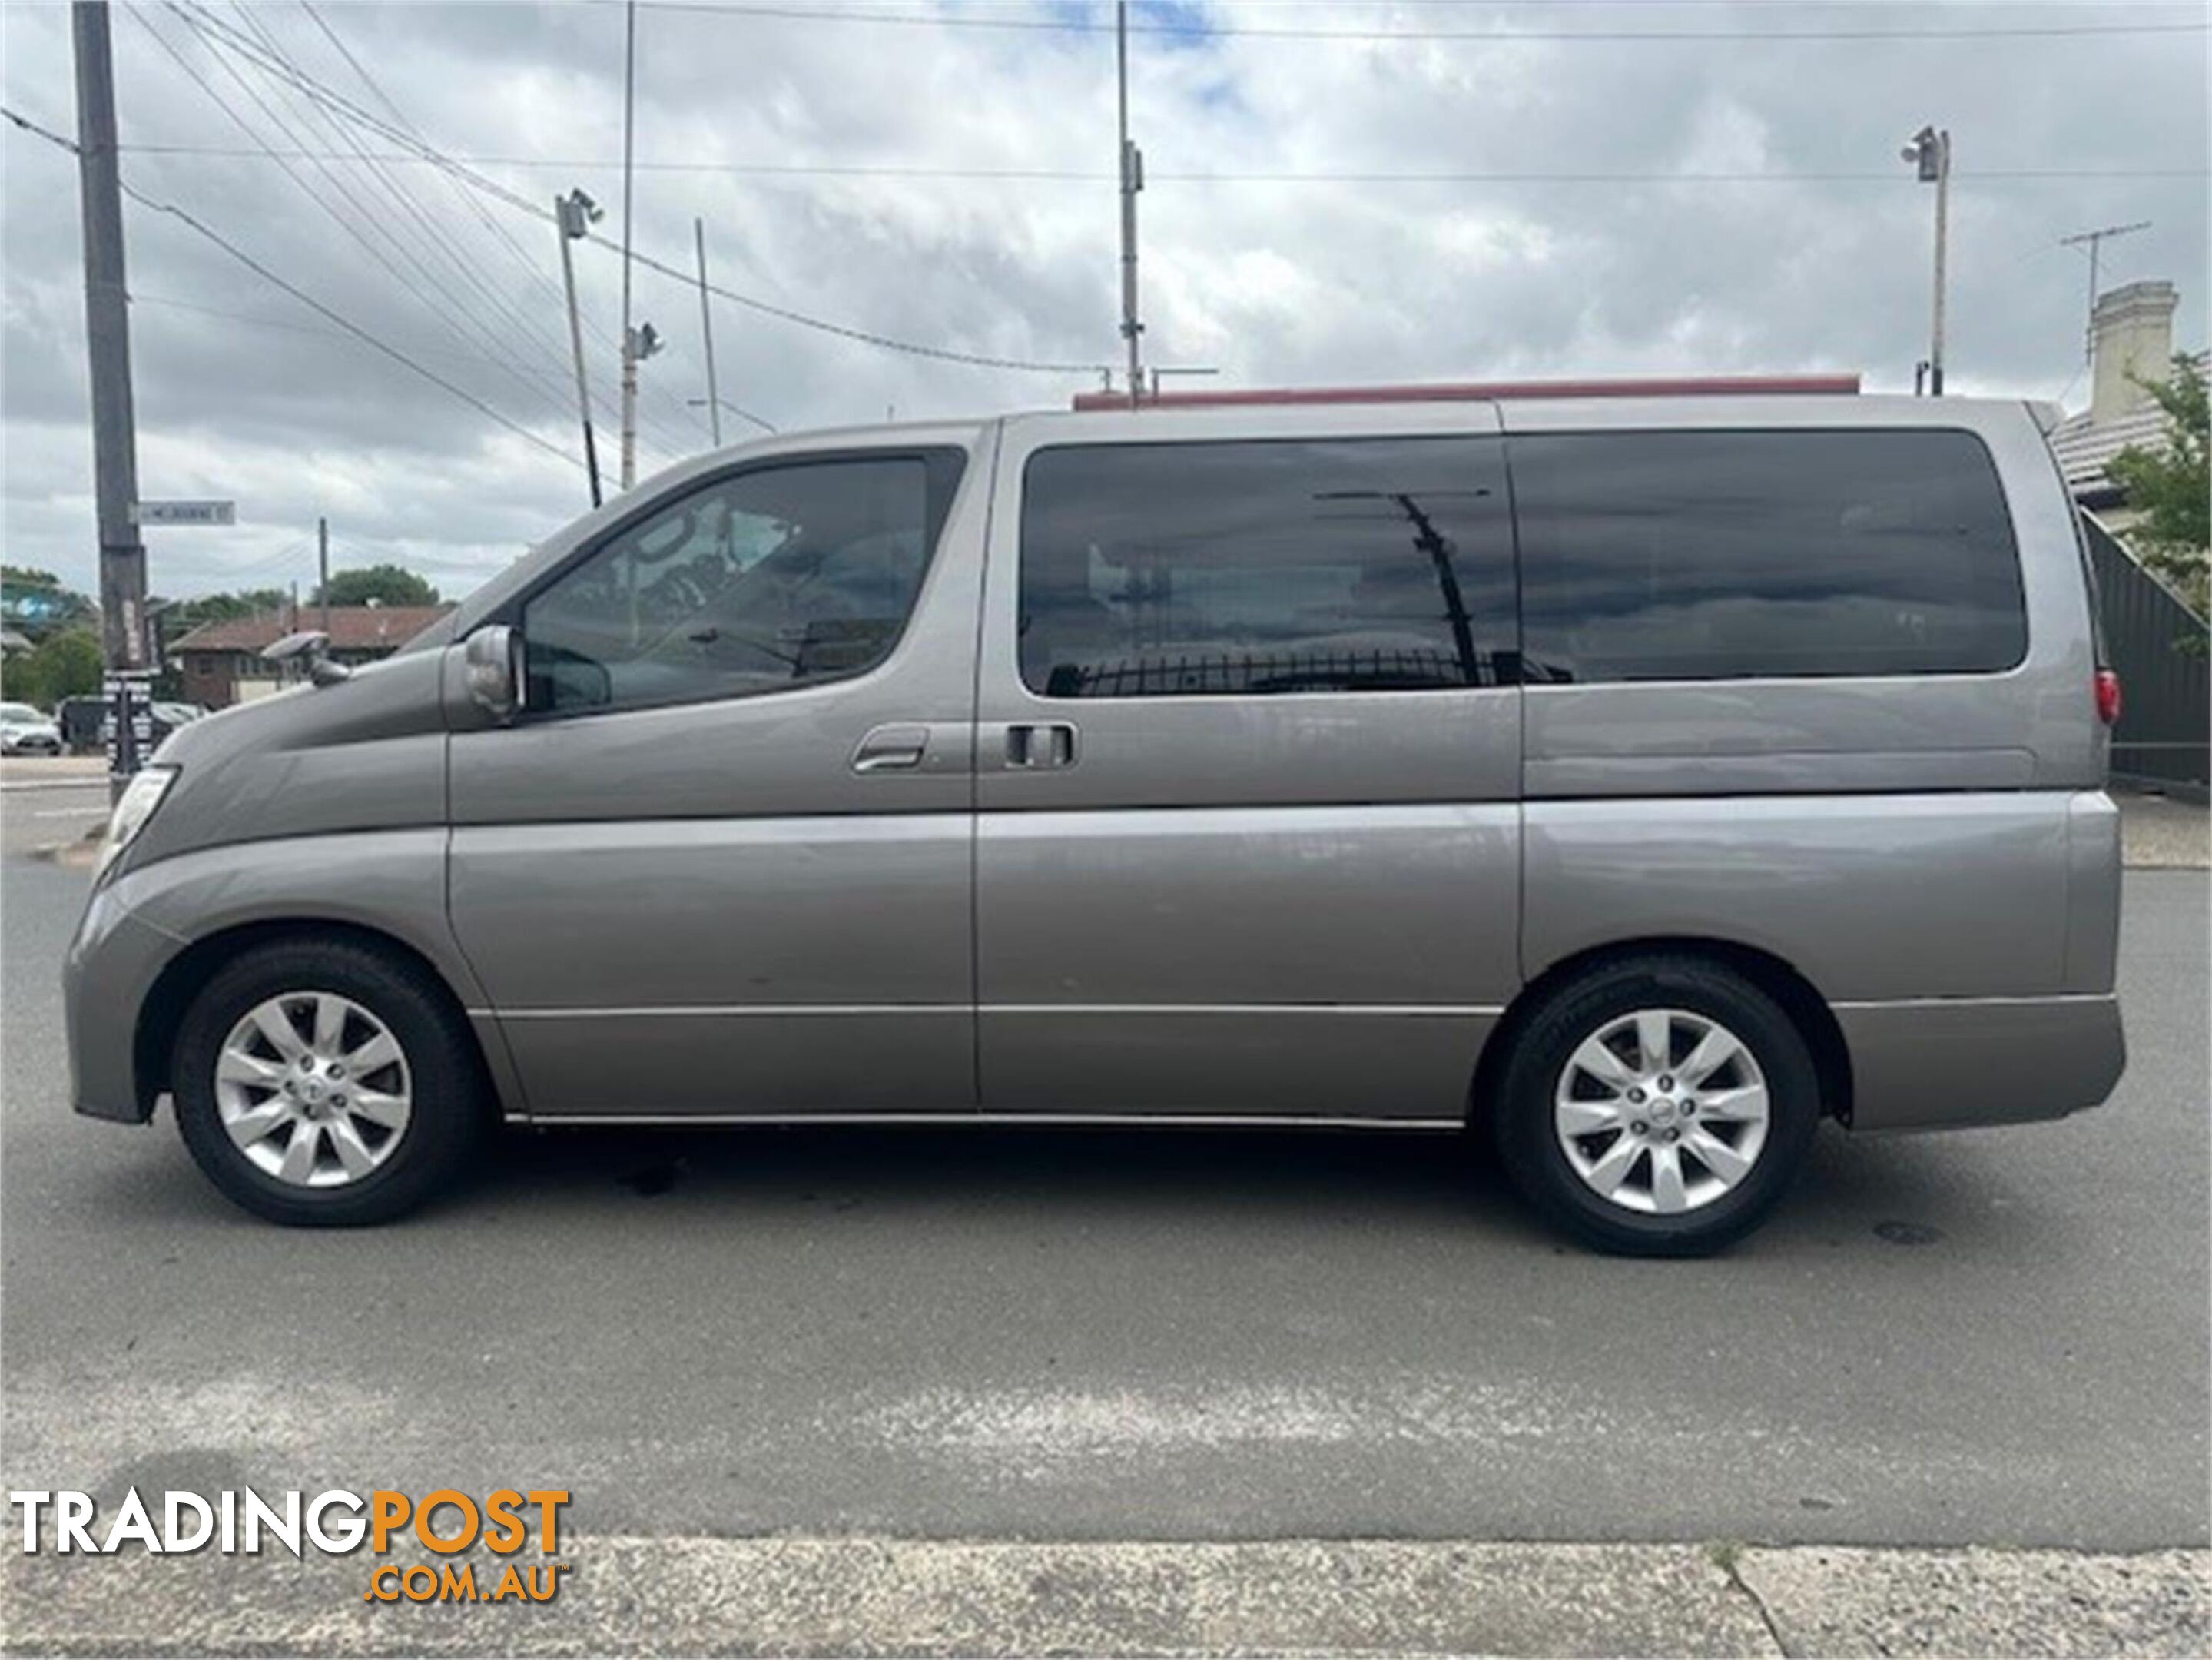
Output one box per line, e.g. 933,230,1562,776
158,589,289,633
312,565,439,608
2106,353,2210,623
2,626,104,709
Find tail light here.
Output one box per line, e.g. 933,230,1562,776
2094,668,2123,726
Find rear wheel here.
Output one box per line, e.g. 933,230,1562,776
172,939,486,1225
1492,955,1819,1256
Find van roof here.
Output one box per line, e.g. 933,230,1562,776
1070,374,1862,413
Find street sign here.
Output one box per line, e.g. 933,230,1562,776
131,500,235,526
101,671,154,782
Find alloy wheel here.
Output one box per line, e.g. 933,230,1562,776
213,991,413,1188
1552,1007,1770,1215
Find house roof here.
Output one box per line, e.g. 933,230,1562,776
170,604,452,655
2048,349,2209,500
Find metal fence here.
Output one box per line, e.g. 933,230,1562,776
2083,512,2210,797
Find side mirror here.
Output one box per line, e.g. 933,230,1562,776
464,626,522,722
261,629,352,687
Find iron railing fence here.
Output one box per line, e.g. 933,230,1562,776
2083,512,2209,795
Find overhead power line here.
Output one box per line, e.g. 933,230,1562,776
293,0,701,460
136,5,570,431
607,0,2208,42
144,2,1108,376
2,102,580,472
111,144,2208,184
154,1,671,458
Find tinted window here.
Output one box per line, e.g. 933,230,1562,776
523,455,940,714
1020,437,1514,697
1513,430,2026,682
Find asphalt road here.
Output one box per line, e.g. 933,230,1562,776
2,855,2205,1553
0,779,106,858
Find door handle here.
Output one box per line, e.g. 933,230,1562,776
1002,722,1079,770
851,723,929,773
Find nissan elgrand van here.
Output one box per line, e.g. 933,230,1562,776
65,390,2126,1253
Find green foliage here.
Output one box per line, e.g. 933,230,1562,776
2,627,104,709
2107,354,2210,624
1,564,62,586
160,589,289,635
312,564,439,608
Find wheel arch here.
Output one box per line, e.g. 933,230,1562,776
1471,935,1854,1133
134,918,512,1122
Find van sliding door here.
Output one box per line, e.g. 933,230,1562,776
971,409,1521,1122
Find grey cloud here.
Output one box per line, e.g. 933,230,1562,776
2,0,2204,601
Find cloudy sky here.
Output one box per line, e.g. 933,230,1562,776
2,0,2204,603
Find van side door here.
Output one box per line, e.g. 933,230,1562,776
972,408,1521,1121
446,440,983,1119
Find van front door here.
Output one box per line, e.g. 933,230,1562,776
447,443,982,1119
973,411,1522,1122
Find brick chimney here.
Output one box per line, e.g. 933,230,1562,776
2089,280,2178,425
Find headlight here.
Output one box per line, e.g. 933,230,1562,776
95,765,176,879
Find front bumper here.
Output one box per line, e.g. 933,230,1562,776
1838,993,2125,1133
64,878,183,1124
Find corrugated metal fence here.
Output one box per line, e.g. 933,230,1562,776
2084,512,2210,797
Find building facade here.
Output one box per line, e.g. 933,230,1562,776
168,604,451,709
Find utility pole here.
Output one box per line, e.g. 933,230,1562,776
694,217,721,448
1116,1,1144,410
317,516,330,636
618,0,644,490
1901,125,1951,395
72,0,149,796
555,189,604,506
2060,221,2151,365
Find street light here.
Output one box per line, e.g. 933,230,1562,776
622,322,662,491
1901,125,1951,396
554,188,605,505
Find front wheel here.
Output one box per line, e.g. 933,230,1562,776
171,939,487,1226
1492,956,1820,1256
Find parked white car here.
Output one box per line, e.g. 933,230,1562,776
0,700,64,755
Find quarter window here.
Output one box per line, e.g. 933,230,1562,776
1512,430,2027,683
522,455,943,714
1019,437,1515,697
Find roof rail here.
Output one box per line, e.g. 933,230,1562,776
1071,374,1862,413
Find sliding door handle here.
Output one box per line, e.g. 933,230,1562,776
1002,722,1079,770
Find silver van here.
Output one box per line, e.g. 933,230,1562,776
65,391,2125,1253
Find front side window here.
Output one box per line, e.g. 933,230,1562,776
1019,437,1515,698
522,454,941,715
1513,429,2027,683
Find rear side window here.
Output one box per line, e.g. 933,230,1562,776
1019,437,1515,697
1512,430,2026,682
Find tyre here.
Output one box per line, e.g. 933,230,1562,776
1491,955,1819,1257
171,938,488,1225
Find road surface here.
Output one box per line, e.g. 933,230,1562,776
2,855,2205,1552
